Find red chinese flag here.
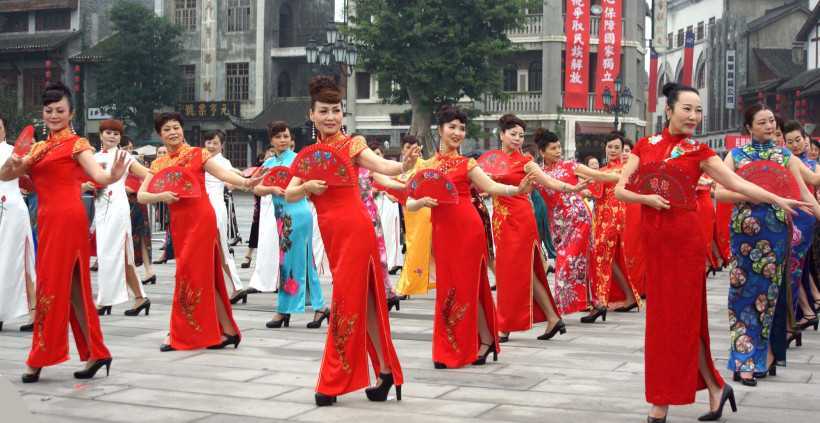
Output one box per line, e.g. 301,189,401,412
593,0,623,110
648,49,658,113
681,31,695,86
563,0,591,109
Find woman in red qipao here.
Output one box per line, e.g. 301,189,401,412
584,132,643,323
621,141,648,297
285,76,418,407
0,82,128,383
491,114,587,343
695,176,727,273
407,106,535,369
137,112,262,352
615,83,807,422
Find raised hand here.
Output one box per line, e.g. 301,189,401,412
402,145,422,172
109,150,129,182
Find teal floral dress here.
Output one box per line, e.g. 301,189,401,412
728,141,791,373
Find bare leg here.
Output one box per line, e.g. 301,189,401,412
797,283,816,323
25,271,35,323
810,273,820,301
244,247,255,260
141,239,154,279
124,261,146,308
68,266,100,371
476,304,493,355
532,270,560,327
611,262,636,307
366,286,390,374
698,339,723,411
710,240,724,268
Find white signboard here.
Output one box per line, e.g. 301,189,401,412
652,0,668,53
725,50,736,109
87,108,113,121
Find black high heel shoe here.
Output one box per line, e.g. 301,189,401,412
19,322,33,332
787,331,803,348
207,334,241,350
124,298,151,316
230,290,248,305
537,320,567,340
306,309,329,329
732,371,757,387
472,343,498,365
74,358,112,379
796,314,819,331
240,257,252,269
315,393,337,406
266,313,291,328
387,297,401,312
433,362,448,369
697,384,737,421
580,307,607,323
97,305,112,316
152,258,168,264
365,372,402,402
160,343,176,352
21,368,42,383
613,302,638,313
499,333,510,343
646,417,667,423
141,275,157,285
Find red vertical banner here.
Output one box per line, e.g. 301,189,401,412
681,31,695,86
593,0,623,110
563,0,590,109
648,49,658,113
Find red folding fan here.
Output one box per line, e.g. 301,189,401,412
627,161,697,210
736,160,801,200
13,125,35,157
262,166,293,189
290,144,355,186
407,168,459,204
147,166,201,198
125,175,143,192
477,150,512,177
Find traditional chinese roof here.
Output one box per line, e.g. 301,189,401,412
796,2,820,42
0,0,77,13
753,48,804,80
779,68,820,92
738,79,784,96
746,1,811,34
69,35,116,64
0,30,79,53
230,97,312,131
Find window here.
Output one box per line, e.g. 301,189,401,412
226,62,249,101
224,130,246,166
502,66,517,91
528,61,542,91
180,65,196,101
23,69,46,109
677,29,684,47
175,0,197,32
35,10,70,31
696,22,705,40
0,12,29,33
657,71,666,98
0,71,17,98
686,25,693,38
696,62,706,89
518,71,527,93
356,72,371,99
226,0,251,32
667,32,673,49
277,71,291,97
279,3,293,47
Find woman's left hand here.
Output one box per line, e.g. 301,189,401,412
401,145,421,172
516,173,536,195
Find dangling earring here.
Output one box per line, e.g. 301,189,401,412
341,125,347,135
311,123,317,142
70,122,77,135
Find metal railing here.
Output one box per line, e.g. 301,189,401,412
507,14,543,37
561,92,608,114
482,91,542,113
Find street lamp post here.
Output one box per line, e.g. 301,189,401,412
602,76,634,130
305,20,358,77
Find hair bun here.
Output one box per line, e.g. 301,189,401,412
662,82,679,98
533,127,548,141
309,75,339,98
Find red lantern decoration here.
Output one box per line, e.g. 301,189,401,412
74,84,81,93
45,59,52,68
44,70,52,80
74,65,81,73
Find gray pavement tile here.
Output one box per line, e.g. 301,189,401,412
22,394,209,422
101,371,296,399
479,404,645,423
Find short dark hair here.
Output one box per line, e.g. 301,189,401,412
154,112,184,134
583,155,599,166
42,81,73,111
606,130,625,144
203,129,226,144
367,140,384,153
498,113,526,133
783,120,805,137
623,138,634,149
400,134,419,147
534,128,560,151
436,105,468,127
266,121,289,140
742,103,771,134
662,82,699,111
99,119,124,134
775,114,785,133
121,136,134,148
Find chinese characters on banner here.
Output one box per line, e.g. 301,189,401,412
563,0,590,109
593,0,622,110
177,101,241,121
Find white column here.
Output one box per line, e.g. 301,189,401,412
201,0,217,102
254,0,266,117
563,117,576,160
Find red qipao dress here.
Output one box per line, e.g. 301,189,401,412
632,129,725,405
492,150,557,332
590,159,641,308
311,132,403,396
25,128,111,368
149,144,240,350
421,152,499,368
623,202,647,296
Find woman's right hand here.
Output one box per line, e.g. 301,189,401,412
158,191,179,204
270,186,286,197
642,194,670,210
303,180,328,196
416,196,439,208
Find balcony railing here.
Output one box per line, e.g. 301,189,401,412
482,91,542,113
561,92,608,114
507,14,543,38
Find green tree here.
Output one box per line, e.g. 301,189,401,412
96,0,183,140
349,0,532,154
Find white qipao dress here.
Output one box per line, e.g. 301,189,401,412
0,141,36,321
376,192,404,270
92,148,145,306
249,188,280,292
204,153,243,290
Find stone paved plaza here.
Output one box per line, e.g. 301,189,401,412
1,193,819,423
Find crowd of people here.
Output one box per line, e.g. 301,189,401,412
1,78,820,423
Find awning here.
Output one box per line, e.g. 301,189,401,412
778,68,820,92
0,0,77,13
575,121,617,135
70,35,115,64
0,31,80,54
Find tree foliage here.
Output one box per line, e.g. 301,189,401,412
96,1,183,140
349,0,533,153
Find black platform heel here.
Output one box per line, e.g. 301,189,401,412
124,298,151,316
580,307,607,323
387,297,401,312
266,313,291,328
646,417,667,423
97,305,112,316
74,358,112,379
315,392,337,406
230,290,248,305
306,309,329,329
697,384,737,421
433,362,448,369
207,334,241,350
141,275,157,285
613,302,638,312
21,368,42,383
787,331,803,348
732,371,757,386
796,314,819,331
537,320,567,340
365,372,402,402
472,343,498,365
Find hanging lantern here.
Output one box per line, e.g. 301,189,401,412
45,59,52,68
44,70,52,80
74,83,81,93
74,65,81,73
